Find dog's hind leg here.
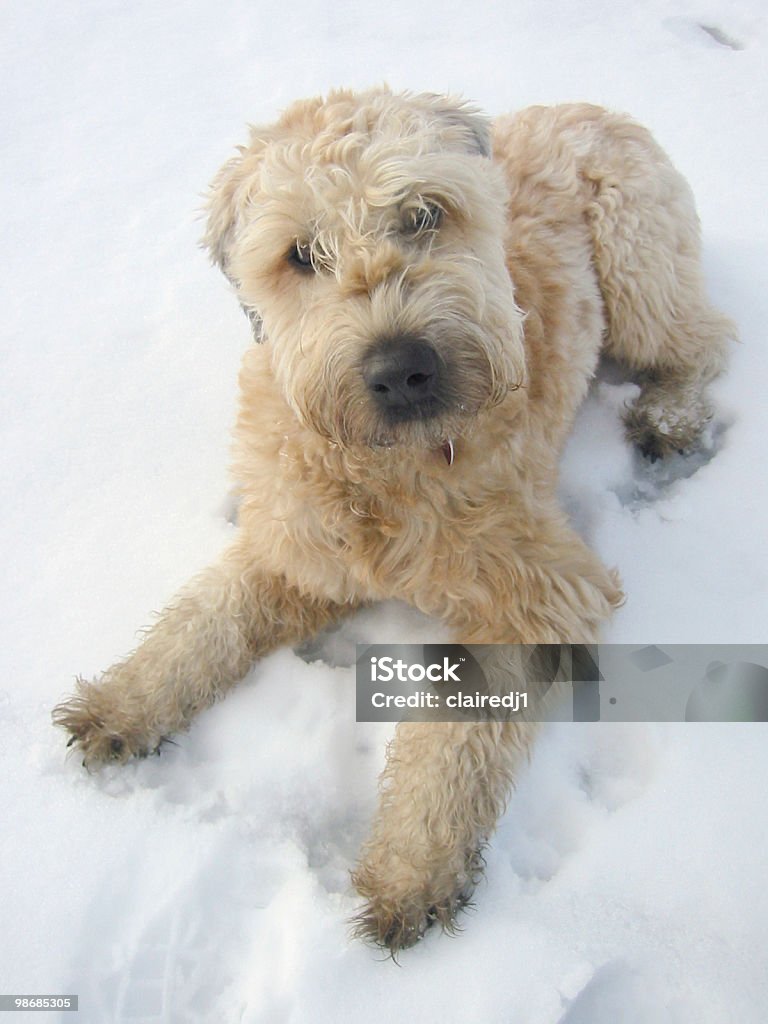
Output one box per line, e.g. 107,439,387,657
53,540,349,767
583,114,734,459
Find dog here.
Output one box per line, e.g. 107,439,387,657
53,86,732,951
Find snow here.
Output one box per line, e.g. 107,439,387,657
1,0,767,1020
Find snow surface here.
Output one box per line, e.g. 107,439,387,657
2,0,767,1021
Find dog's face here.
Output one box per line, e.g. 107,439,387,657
204,87,526,451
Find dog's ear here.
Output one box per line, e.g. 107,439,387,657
203,153,242,280
203,148,252,281
203,138,271,340
203,132,274,281
417,93,492,158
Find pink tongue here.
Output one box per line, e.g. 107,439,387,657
441,439,455,466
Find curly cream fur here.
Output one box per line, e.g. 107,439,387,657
53,87,732,951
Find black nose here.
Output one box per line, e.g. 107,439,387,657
362,337,440,415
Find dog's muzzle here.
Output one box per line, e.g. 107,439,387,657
362,336,444,423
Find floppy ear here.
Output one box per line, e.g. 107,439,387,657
203,133,273,282
416,93,493,158
203,151,246,280
203,136,272,340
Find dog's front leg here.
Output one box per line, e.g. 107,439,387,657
53,540,346,767
353,523,623,951
352,718,528,952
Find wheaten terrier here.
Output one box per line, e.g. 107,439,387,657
54,87,732,951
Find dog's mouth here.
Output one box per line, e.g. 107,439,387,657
359,390,500,461
365,433,457,466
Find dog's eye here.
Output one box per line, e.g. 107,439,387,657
288,241,313,271
403,202,442,236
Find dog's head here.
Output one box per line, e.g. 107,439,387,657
204,87,526,451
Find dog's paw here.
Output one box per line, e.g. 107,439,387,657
350,886,473,954
623,399,710,462
52,679,162,768
633,431,681,464
350,846,483,954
